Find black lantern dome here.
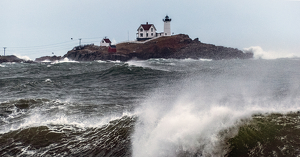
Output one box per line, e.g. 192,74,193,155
163,15,172,22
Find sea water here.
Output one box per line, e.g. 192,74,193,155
1,58,300,156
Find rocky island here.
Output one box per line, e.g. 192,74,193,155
62,34,253,62
2,34,253,63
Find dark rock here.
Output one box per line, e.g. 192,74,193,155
35,55,62,62
0,55,33,64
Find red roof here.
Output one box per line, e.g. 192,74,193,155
103,39,111,43
141,24,152,30
138,23,156,31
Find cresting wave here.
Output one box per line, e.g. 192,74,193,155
0,98,137,131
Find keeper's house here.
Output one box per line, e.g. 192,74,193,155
136,22,158,41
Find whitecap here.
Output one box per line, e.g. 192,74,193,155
199,58,213,61
51,58,78,64
44,79,52,83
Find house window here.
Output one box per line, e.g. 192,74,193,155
146,33,148,37
140,33,143,37
140,28,143,32
165,33,167,35
151,28,153,32
102,41,104,43
151,33,153,36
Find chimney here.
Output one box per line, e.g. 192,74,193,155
146,22,148,25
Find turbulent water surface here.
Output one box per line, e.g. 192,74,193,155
1,58,300,156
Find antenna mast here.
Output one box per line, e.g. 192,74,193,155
79,38,82,46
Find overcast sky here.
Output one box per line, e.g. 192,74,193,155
1,0,300,60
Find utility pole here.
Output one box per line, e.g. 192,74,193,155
79,38,82,46
3,47,6,56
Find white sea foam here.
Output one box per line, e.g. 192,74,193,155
41,60,51,63
243,46,298,59
44,79,52,82
199,58,213,61
108,60,122,63
127,60,150,68
180,58,213,62
95,60,107,63
15,110,134,130
126,59,172,72
51,58,78,64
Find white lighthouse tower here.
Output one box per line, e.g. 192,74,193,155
163,15,171,36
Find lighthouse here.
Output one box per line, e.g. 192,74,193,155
163,15,172,36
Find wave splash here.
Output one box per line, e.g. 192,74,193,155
132,65,300,157
133,87,248,156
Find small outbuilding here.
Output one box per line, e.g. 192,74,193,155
100,37,111,47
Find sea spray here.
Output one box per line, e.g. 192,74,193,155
243,46,298,59
132,59,300,156
132,81,253,156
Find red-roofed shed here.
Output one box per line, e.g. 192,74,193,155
100,37,112,47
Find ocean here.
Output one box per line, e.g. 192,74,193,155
1,58,300,156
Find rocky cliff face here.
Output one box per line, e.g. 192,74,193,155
63,34,253,61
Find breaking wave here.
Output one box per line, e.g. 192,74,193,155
132,59,300,156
